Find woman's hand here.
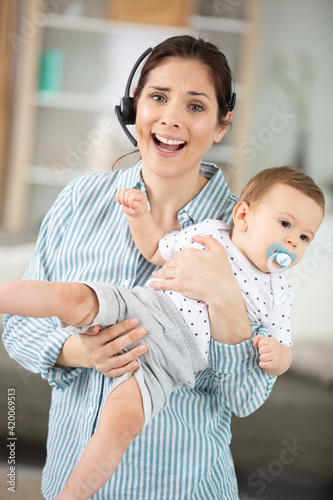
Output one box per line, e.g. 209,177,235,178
150,235,229,303
150,235,252,344
56,318,148,378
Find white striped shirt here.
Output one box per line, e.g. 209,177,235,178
3,161,275,499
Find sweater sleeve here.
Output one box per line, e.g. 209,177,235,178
2,180,84,389
209,325,276,417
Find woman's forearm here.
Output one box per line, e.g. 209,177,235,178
208,280,252,345
55,334,93,368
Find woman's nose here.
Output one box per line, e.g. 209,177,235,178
160,103,182,128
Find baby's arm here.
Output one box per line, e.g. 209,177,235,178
0,281,99,328
116,189,166,266
253,336,293,376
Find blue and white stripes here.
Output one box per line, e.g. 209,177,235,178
3,161,275,499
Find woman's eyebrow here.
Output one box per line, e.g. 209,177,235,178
148,86,170,92
188,91,211,101
148,86,211,101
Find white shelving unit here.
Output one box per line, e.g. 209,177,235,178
191,14,252,34
31,90,112,112
4,0,258,232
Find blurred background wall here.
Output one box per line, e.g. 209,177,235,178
0,1,332,499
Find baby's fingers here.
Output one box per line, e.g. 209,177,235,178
253,335,265,347
116,189,127,206
259,351,274,363
127,191,143,209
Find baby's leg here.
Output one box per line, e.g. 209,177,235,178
55,375,145,500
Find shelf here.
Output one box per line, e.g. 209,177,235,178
31,91,114,113
27,165,87,187
190,15,252,34
31,82,247,114
45,15,189,36
27,144,236,189
43,14,251,37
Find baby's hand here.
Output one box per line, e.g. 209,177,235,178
116,189,148,218
253,335,284,373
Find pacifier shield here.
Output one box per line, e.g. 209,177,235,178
266,243,297,264
266,243,297,272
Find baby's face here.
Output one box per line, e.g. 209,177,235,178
236,183,323,273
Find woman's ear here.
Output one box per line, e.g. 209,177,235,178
214,111,233,144
233,201,250,231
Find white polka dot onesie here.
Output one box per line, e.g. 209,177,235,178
158,219,294,364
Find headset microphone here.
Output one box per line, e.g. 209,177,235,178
114,47,153,147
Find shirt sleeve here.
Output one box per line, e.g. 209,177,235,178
2,180,84,389
209,325,276,417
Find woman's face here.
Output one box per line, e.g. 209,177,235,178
135,58,228,182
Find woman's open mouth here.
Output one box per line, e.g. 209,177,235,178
153,133,187,153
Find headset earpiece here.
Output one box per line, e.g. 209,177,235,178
120,96,135,125
228,92,236,112
114,47,153,147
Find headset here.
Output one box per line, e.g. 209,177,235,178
114,46,236,147
114,47,153,147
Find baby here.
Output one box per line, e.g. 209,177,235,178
0,166,324,499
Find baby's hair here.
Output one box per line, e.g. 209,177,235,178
239,166,325,213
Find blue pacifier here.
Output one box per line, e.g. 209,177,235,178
266,243,297,273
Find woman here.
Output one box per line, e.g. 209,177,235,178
3,36,275,499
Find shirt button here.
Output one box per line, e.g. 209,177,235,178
181,213,189,220
89,406,94,413
122,280,130,287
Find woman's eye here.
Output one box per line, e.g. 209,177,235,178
189,103,204,112
151,94,166,103
280,220,290,228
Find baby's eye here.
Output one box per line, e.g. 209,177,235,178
300,234,309,241
189,103,204,113
280,220,290,228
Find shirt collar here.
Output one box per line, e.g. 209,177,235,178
117,159,143,191
116,160,236,226
179,162,236,227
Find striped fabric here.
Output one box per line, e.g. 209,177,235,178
3,161,275,499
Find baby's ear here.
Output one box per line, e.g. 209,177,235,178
232,201,250,231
